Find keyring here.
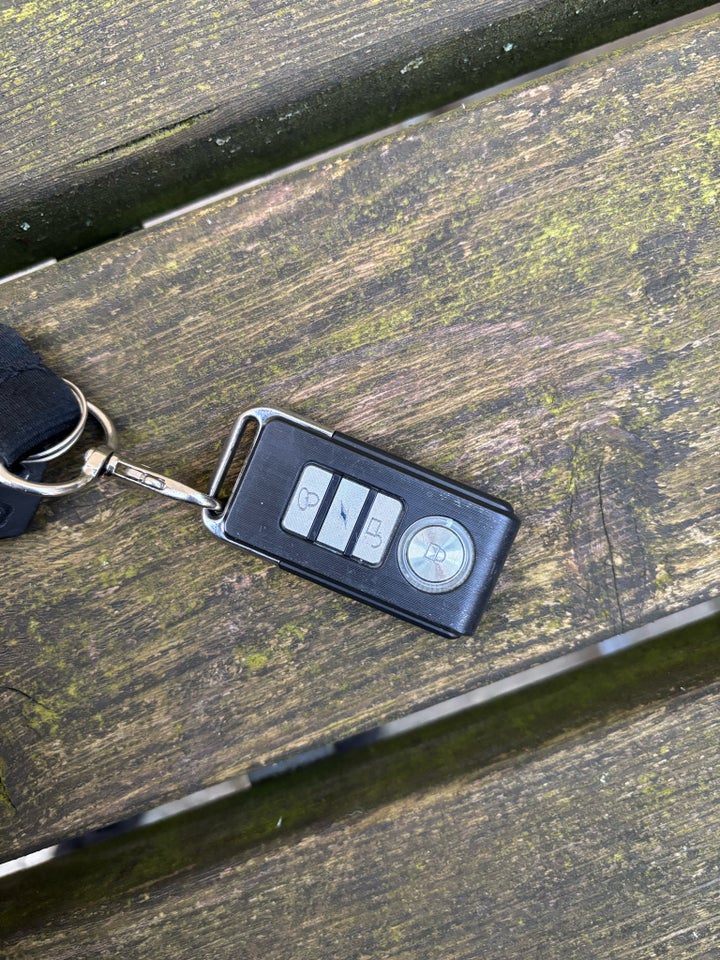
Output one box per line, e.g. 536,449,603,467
21,379,89,464
0,398,119,498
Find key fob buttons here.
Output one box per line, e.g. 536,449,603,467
282,464,405,566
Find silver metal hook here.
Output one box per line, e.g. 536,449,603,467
87,446,220,511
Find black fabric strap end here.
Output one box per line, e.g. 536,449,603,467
0,324,80,537
0,324,79,469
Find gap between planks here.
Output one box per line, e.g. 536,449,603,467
2,2,719,287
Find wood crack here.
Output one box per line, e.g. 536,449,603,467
75,109,218,168
597,464,625,631
1,686,45,707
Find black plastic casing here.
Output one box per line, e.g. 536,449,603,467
215,417,518,638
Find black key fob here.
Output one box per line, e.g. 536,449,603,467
204,408,519,637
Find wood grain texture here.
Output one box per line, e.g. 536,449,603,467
5,674,720,956
0,0,710,272
1,15,719,859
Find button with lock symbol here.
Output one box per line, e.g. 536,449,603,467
397,516,475,593
281,464,333,537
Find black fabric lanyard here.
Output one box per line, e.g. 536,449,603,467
0,324,79,537
0,324,78,468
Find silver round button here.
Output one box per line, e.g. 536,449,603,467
397,516,475,593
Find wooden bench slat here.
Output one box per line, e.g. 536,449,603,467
1,14,719,860
1,0,709,272
4,662,720,955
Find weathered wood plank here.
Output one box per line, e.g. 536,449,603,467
2,615,720,956
1,0,711,272
1,15,719,859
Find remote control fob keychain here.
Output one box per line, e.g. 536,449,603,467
203,408,519,637
0,326,518,637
